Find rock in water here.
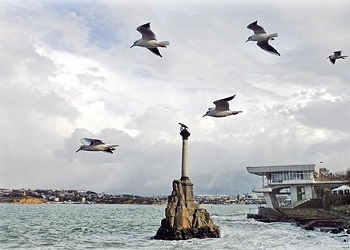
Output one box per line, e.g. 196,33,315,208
154,179,220,240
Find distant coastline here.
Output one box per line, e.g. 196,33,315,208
0,195,166,205
0,194,166,205
0,188,167,205
0,188,265,205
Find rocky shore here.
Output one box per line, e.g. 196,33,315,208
248,202,350,236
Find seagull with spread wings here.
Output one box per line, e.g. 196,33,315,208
246,20,280,56
203,95,242,118
327,51,347,65
130,22,169,57
76,138,119,154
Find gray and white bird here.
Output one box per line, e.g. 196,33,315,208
246,21,280,56
327,51,347,65
76,138,119,154
203,95,242,118
179,123,188,131
130,22,169,57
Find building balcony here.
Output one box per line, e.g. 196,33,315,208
252,187,272,193
268,179,315,185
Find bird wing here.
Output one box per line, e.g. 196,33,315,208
91,139,105,146
257,41,280,56
213,95,236,111
81,138,105,146
329,58,336,64
334,51,342,56
147,48,162,57
247,21,266,34
179,123,188,129
80,138,95,146
137,22,157,40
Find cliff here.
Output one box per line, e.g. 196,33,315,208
0,196,47,204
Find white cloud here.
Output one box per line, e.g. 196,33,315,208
1,0,350,195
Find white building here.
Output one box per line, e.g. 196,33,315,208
332,185,350,195
247,164,347,209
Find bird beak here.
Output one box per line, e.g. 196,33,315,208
202,113,207,117
76,148,80,153
130,44,134,48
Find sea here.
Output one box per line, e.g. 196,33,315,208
0,203,349,250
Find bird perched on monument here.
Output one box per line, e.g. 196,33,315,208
130,22,169,57
179,123,188,131
327,51,347,65
76,138,119,154
203,95,242,118
246,20,280,56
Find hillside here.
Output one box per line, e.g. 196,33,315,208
0,196,47,204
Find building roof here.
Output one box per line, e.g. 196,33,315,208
247,164,318,176
332,185,350,191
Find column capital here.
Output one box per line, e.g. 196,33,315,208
180,128,191,140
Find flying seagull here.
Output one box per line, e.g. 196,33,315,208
327,51,347,65
246,21,280,56
130,22,169,57
203,95,242,118
179,123,188,131
76,138,119,154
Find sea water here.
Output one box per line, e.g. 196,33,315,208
0,203,348,249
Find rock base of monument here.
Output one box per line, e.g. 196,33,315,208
154,224,220,240
154,179,220,240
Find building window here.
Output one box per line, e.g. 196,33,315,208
271,173,283,183
270,171,313,183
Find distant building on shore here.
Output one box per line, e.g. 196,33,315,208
247,164,348,209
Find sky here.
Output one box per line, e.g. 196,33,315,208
1,0,350,196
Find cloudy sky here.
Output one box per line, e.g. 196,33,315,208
1,0,350,196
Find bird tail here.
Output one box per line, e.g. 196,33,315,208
269,33,278,38
159,41,170,47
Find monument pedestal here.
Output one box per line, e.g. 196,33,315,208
154,124,220,240
154,179,220,240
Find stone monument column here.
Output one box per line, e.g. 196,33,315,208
154,123,220,240
180,127,190,180
179,125,195,206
